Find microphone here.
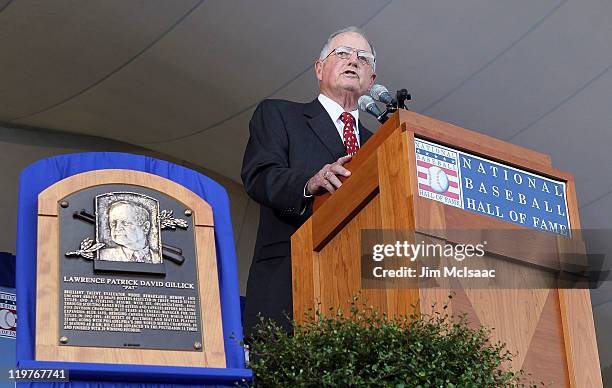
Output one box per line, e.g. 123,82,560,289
358,95,388,123
370,84,397,105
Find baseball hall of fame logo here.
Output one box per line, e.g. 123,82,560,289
415,140,462,208
0,292,17,339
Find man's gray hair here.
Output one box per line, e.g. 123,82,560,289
319,26,376,70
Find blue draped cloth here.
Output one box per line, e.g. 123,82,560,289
16,153,251,387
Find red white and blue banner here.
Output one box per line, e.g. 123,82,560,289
415,138,571,236
0,291,16,339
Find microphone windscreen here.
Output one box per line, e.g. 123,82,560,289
358,95,383,117
370,84,391,103
358,95,375,112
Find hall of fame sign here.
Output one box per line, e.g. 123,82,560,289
415,138,571,236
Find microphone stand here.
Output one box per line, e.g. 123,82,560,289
396,89,411,110
377,89,411,123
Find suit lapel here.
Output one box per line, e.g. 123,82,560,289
304,99,346,159
358,121,372,145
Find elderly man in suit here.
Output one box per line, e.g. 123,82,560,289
241,26,377,334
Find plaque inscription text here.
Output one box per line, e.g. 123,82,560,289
63,290,198,333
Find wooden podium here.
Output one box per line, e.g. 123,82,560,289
291,110,602,387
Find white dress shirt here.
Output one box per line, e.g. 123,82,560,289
303,95,361,201
318,93,361,147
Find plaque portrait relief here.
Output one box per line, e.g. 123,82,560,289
96,193,162,264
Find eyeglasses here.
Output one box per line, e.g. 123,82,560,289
324,46,376,68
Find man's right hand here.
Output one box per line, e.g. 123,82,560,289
306,155,353,196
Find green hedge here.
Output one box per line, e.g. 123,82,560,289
247,296,537,387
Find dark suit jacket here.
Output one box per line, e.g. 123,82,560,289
241,98,373,335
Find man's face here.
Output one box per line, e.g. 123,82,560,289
108,203,149,250
315,32,376,99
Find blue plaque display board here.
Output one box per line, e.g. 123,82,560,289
16,153,252,387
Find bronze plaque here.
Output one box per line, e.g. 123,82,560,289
59,184,202,351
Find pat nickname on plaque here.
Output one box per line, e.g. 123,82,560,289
60,186,203,351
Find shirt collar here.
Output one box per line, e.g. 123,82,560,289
121,246,150,262
318,93,360,125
